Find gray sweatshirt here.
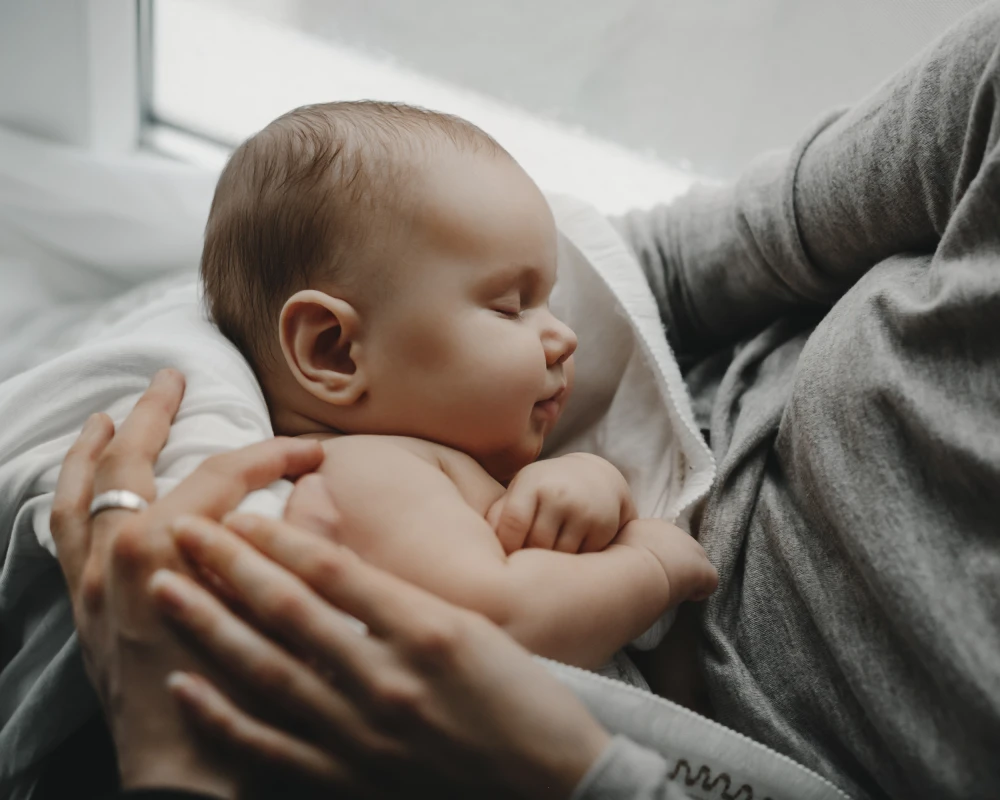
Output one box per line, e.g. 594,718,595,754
591,4,1000,799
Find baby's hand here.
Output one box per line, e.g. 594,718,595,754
487,453,635,555
614,519,718,604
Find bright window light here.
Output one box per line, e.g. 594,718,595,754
149,0,698,214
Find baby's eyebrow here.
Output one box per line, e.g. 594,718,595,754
480,263,543,291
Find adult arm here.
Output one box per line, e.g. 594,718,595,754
614,5,997,361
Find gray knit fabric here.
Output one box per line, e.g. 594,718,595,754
602,4,1000,799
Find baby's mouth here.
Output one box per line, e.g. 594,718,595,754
533,385,567,421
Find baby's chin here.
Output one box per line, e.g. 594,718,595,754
477,437,545,483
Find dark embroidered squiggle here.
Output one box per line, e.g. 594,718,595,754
668,759,774,800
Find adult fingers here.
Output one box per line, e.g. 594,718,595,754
157,437,324,524
105,436,324,612
92,369,185,501
221,514,467,646
166,518,384,686
50,413,115,595
167,672,372,795
149,567,373,743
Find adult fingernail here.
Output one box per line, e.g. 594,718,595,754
166,671,200,697
153,367,179,385
148,569,186,611
170,515,209,543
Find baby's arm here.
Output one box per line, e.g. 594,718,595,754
286,436,715,669
501,518,715,667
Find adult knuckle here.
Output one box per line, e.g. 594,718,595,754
49,502,73,535
111,524,149,570
253,659,296,695
197,452,234,481
309,551,346,585
410,617,465,663
358,730,407,769
97,449,139,488
80,564,105,612
268,591,310,630
142,385,177,416
370,675,425,722
97,445,127,474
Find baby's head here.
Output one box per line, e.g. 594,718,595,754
202,102,577,480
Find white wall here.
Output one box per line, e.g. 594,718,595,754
275,0,985,177
0,0,138,151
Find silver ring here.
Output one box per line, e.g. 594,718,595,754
89,489,149,518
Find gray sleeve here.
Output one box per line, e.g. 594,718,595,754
570,737,696,800
613,2,1000,360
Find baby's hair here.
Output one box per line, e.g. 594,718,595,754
201,100,505,375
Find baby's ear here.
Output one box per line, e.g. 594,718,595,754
279,289,367,406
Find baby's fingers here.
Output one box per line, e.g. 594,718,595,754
552,518,589,554
524,501,564,551
489,488,538,554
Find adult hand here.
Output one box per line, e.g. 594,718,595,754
50,368,324,796
149,483,611,799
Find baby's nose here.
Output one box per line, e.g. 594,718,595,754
544,315,578,366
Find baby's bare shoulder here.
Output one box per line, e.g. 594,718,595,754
317,434,503,513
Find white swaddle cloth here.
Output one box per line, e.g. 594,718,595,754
0,127,848,800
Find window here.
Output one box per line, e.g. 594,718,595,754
141,0,697,213
143,0,981,210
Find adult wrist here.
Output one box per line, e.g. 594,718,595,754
117,740,238,800
523,722,612,800
569,735,669,800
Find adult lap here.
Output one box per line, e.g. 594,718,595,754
699,248,1000,800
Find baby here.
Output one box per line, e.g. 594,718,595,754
201,101,716,678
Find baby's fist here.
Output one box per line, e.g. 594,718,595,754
486,453,635,555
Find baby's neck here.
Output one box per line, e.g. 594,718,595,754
269,402,342,438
